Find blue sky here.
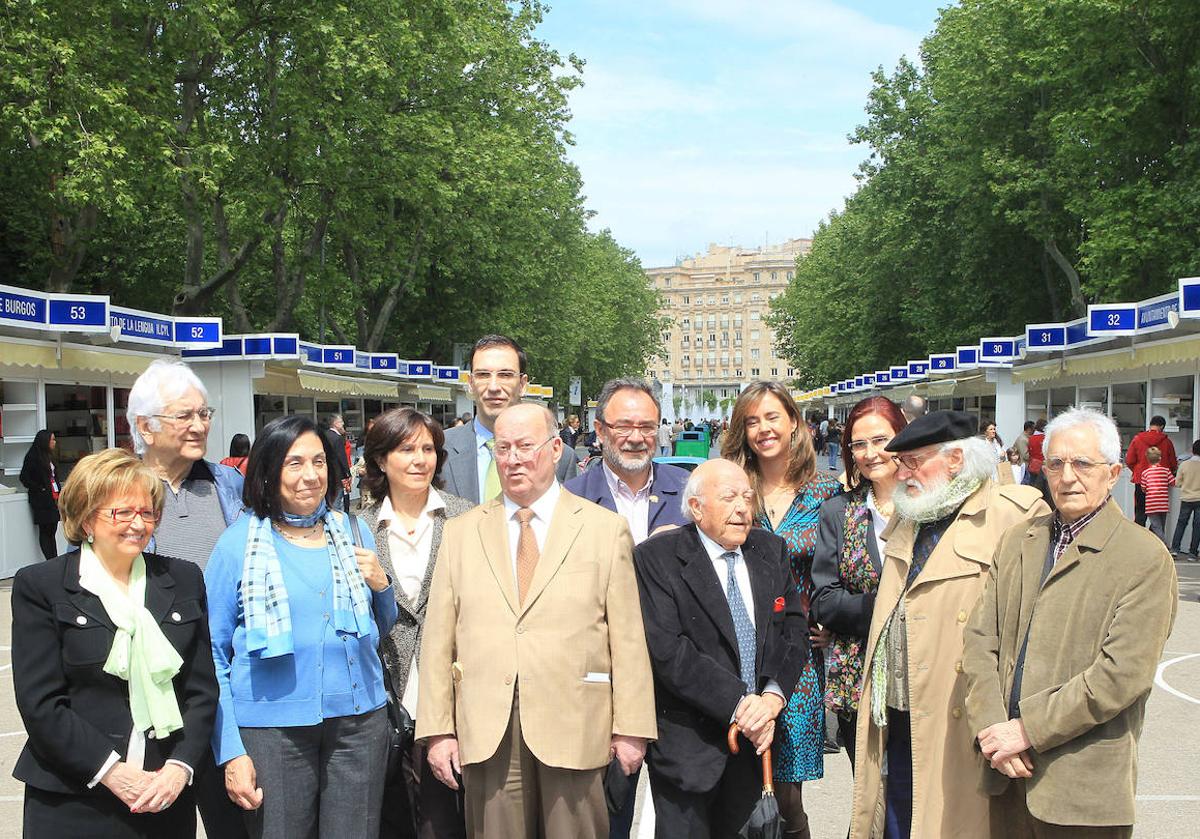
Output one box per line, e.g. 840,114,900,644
536,0,950,267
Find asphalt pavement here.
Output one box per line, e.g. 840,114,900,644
0,563,1194,838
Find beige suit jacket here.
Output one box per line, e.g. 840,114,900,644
415,488,657,770
963,500,1178,826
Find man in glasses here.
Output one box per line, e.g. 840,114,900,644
564,378,691,838
418,402,655,839
439,334,579,504
126,357,248,838
848,410,1048,839
964,409,1177,838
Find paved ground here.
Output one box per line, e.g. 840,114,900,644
0,563,1194,837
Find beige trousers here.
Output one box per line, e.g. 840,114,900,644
462,694,607,839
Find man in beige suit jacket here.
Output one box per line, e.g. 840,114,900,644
964,408,1178,837
416,403,657,839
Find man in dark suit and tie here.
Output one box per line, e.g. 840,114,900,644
634,458,808,839
439,335,578,504
565,378,691,838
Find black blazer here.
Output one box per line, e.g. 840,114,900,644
19,455,60,525
810,490,882,639
11,551,218,795
633,524,808,793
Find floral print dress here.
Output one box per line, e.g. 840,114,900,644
758,474,843,783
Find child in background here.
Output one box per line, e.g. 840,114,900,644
1139,446,1175,546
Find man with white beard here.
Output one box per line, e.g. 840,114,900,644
565,378,691,839
848,411,1048,839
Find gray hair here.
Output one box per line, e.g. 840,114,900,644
127,359,209,455
1044,408,1121,464
596,378,660,423
940,436,1000,484
902,394,928,419
681,469,703,521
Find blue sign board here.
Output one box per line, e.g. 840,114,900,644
183,337,244,359
929,354,956,372
300,343,322,364
956,346,979,367
372,354,399,372
1136,293,1178,333
863,374,875,386
110,307,175,345
876,370,891,385
0,285,47,325
853,376,864,388
979,338,1017,362
273,336,299,356
174,318,221,346
908,361,929,377
1025,323,1066,352
1180,277,1200,319
434,365,460,382
320,346,355,366
48,296,108,331
1086,304,1137,337
241,337,272,355
890,366,909,381
407,361,432,378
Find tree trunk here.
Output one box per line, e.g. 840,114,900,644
46,203,98,292
1044,238,1085,316
365,225,424,351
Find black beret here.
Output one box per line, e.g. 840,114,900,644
885,410,979,453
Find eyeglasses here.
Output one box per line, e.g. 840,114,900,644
493,435,556,462
848,435,892,454
99,508,161,524
470,369,520,384
891,450,939,471
1042,457,1109,476
600,420,658,438
152,407,216,425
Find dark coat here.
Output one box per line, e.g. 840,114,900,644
811,489,881,639
19,453,60,526
11,551,218,796
563,461,691,535
633,523,809,793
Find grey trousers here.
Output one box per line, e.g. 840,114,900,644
240,707,389,839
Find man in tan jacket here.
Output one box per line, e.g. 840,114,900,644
850,411,1048,839
416,403,656,839
964,408,1178,837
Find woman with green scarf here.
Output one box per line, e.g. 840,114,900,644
11,448,218,838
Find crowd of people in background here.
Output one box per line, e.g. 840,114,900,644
6,335,1186,839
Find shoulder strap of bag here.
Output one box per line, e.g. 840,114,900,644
346,511,363,548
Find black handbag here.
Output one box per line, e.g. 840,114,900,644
346,512,414,780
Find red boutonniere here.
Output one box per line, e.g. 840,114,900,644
773,597,786,613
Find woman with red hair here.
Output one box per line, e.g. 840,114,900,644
810,396,906,772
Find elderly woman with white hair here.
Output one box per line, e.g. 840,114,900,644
127,357,249,838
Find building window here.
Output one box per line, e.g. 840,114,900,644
736,369,743,378
751,311,761,321
722,368,730,377
751,292,761,302
665,277,672,287
786,271,793,280
770,272,777,281
708,296,716,305
753,273,760,282
709,333,716,342
770,367,778,377
682,317,691,329
750,329,760,340
787,367,795,376
751,348,761,360
683,295,690,304
751,367,760,377
721,295,729,304
682,355,690,366
734,293,742,303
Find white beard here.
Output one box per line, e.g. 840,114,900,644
893,470,979,524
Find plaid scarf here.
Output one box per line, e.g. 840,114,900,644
242,501,373,659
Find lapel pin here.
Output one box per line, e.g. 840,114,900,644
649,495,659,504
773,597,786,613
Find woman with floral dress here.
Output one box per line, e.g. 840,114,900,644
723,382,842,839
811,396,906,772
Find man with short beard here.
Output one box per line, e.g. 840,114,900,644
565,378,691,839
848,411,1048,839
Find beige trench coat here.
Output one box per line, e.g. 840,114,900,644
849,480,1049,839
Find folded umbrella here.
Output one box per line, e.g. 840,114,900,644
728,723,783,839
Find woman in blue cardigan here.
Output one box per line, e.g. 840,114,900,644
205,415,398,839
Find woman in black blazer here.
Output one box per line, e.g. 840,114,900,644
810,397,906,771
19,429,60,559
11,448,217,838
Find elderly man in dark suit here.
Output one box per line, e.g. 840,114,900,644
438,335,577,504
964,408,1178,838
634,458,808,839
565,378,690,838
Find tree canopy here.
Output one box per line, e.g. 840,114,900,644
771,0,1200,388
0,0,664,395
